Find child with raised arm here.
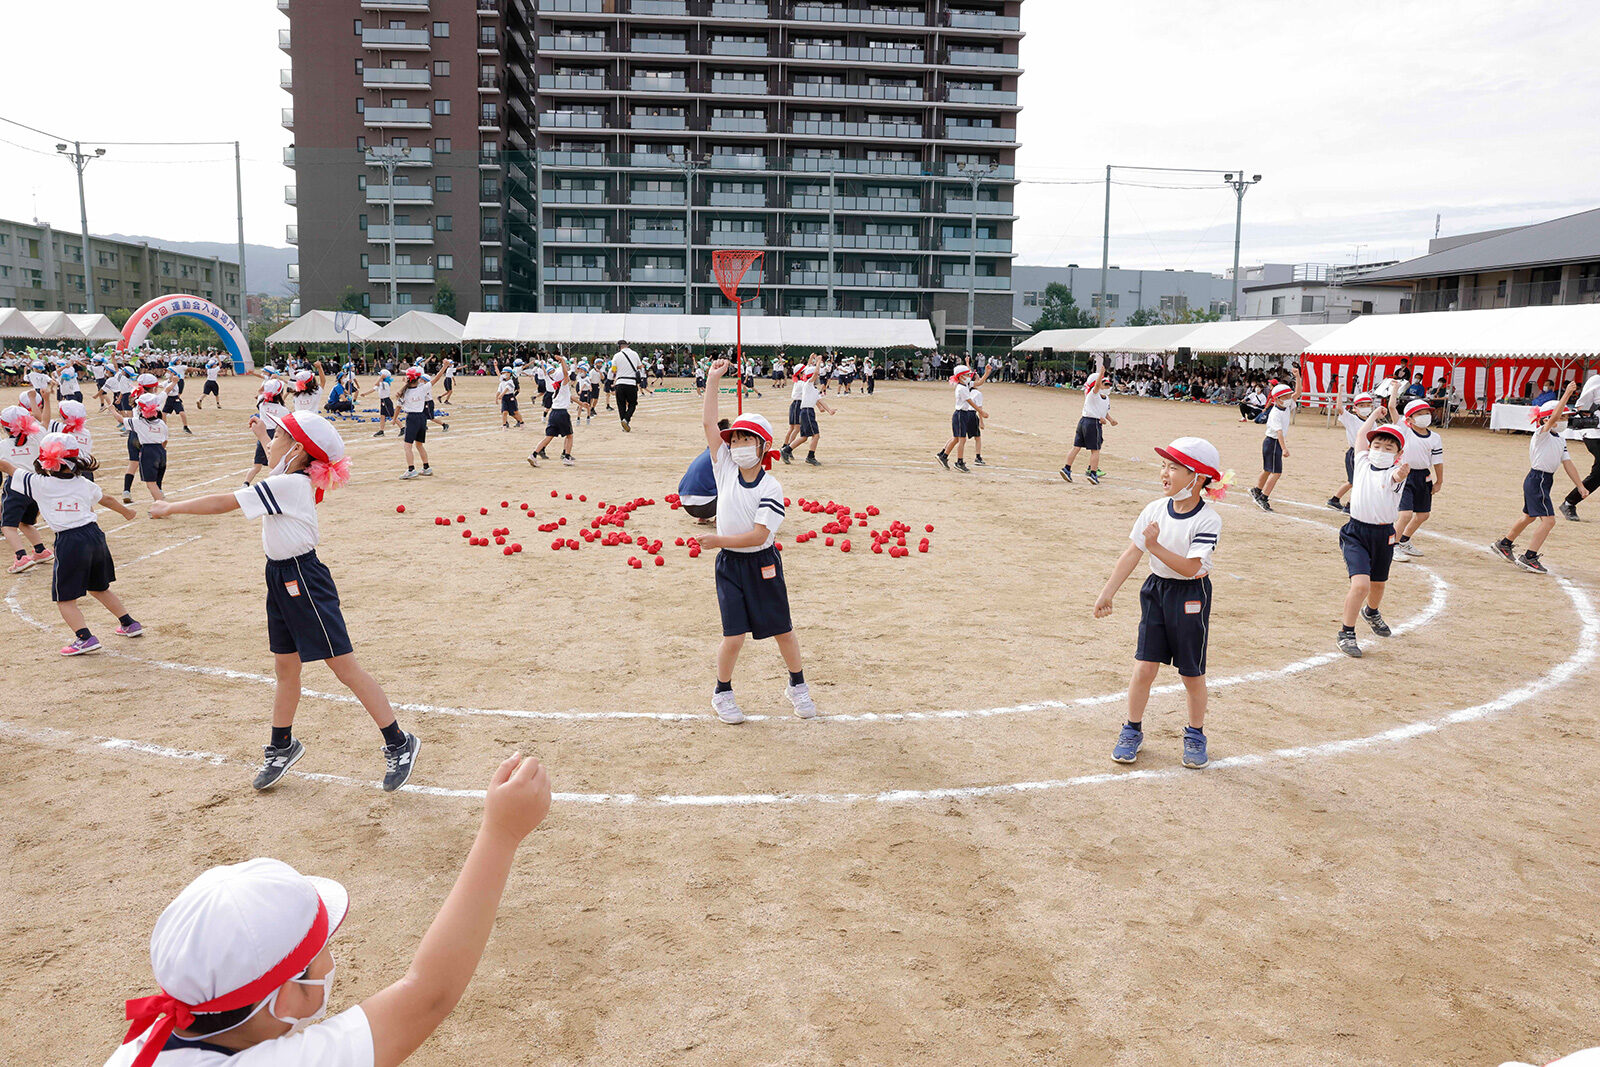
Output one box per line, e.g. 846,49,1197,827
1336,411,1410,658
699,359,817,724
150,411,421,793
1060,354,1117,484
1493,382,1589,573
1252,372,1299,512
1392,392,1445,559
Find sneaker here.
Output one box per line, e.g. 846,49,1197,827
1111,724,1144,764
122,492,134,504
1560,502,1580,522
1517,551,1549,574
6,557,34,574
60,634,102,656
935,450,949,470
1393,541,1414,561
973,456,986,466
115,620,144,638
1327,496,1345,511
805,454,820,466
526,455,539,468
711,689,745,725
562,454,575,466
1255,495,1273,513
183,426,194,435
953,459,970,473
31,547,53,563
621,420,631,432
1059,465,1073,483
1401,540,1422,557
400,469,419,480
1182,728,1209,769
419,467,433,476
1337,629,1362,658
381,732,422,792
781,444,793,464
252,738,305,791
372,430,386,437
1250,487,1263,503
1491,539,1515,563
1361,608,1392,637
786,682,818,719
1086,469,1100,485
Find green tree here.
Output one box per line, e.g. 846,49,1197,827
1028,282,1097,332
433,279,457,319
1123,306,1161,327
338,287,366,313
1164,305,1224,325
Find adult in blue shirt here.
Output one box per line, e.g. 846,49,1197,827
1532,377,1559,405
324,380,355,413
676,419,727,522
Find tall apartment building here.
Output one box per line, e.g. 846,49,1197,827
0,218,240,318
280,0,1023,339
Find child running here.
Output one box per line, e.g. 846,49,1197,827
526,352,576,468
1328,391,1379,512
0,405,54,573
129,392,170,503
935,363,989,473
245,379,291,485
372,364,398,437
1336,411,1409,658
164,361,194,435
151,410,422,792
1060,354,1116,484
969,378,990,466
1392,394,1445,559
107,750,550,1066
198,355,222,409
495,364,524,428
0,432,141,654
1252,374,1299,512
397,363,447,479
782,360,834,466
1094,436,1226,769
1493,382,1588,574
699,360,816,724
781,361,811,461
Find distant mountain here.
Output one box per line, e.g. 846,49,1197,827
102,235,297,297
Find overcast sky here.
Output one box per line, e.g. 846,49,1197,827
2,0,1596,280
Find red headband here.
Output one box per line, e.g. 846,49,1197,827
121,900,328,1067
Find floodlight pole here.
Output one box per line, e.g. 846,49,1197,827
1098,164,1110,327
680,153,708,314
373,146,410,321
826,162,836,314
57,141,106,314
1224,171,1263,321
962,163,994,360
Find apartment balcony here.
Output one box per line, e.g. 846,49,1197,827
548,188,604,203
941,237,1011,253
542,74,607,91
633,0,688,12
709,191,767,207
283,146,295,167
941,161,1015,179
363,67,431,89
947,49,1018,68
631,303,686,314
790,121,922,139
284,225,298,246
545,267,608,282
708,39,768,56
479,182,503,204
367,225,435,243
946,87,1017,106
946,198,1014,216
287,263,299,283
791,194,921,212
279,68,292,91
277,0,289,11
543,227,608,243
630,190,687,205
793,82,923,102
284,184,297,205
278,28,291,52
792,307,917,319
709,153,769,170
947,11,1022,31
792,44,923,63
479,108,501,130
365,107,433,128
628,151,681,168
366,184,435,205
365,147,432,166
632,76,687,93
630,267,686,283
794,3,926,25
941,274,1010,290
548,302,608,313
630,37,689,54
478,71,500,92
370,303,432,320
281,108,294,129
362,0,429,8
632,113,688,130
710,116,768,133
711,77,767,96
710,1,768,16
542,0,600,10
477,0,499,9
944,123,1012,142
790,156,921,176
540,34,606,51
362,27,431,49
480,222,503,243
540,111,605,128
368,264,436,283
790,232,919,250
789,271,920,288
630,228,687,244
477,29,498,51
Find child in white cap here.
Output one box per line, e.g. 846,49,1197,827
289,362,325,413
1252,371,1299,512
130,392,170,503
107,751,551,1065
150,411,422,793
50,398,95,477
1390,391,1445,559
699,359,817,724
1060,353,1117,485
245,379,291,486
1493,382,1588,574
935,362,990,474
0,405,54,572
1095,436,1227,769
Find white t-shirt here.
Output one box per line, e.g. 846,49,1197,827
206,362,220,382
496,377,516,398
1128,496,1222,580
293,391,318,412
398,379,430,414
712,443,784,552
789,376,806,401
1337,410,1366,449
235,471,320,561
969,388,985,413
863,361,874,378
1264,405,1291,441
1531,424,1572,473
104,1005,374,1067
1400,425,1444,471
257,398,291,426
1348,450,1404,525
611,347,644,383
15,472,103,531
2,429,42,475
27,370,50,392
800,378,821,409
111,370,134,395
48,418,94,459
131,415,170,447
1081,375,1110,420
953,382,972,413
548,372,571,410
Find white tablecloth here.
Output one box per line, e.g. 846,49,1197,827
1490,402,1535,432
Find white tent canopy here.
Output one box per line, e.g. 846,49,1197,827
68,313,122,343
1286,323,1346,347
1091,323,1204,354
1014,319,1335,359
266,310,381,346
1175,320,1313,357
24,311,88,341
367,310,465,345
0,308,45,340
1303,304,1600,359
462,313,936,349
1010,326,1109,352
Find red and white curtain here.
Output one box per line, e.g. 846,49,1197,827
1298,355,1589,411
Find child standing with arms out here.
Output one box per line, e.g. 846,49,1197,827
372,364,397,437
198,355,222,409
396,364,446,479
150,411,422,792
1336,414,1410,658
783,360,835,467
699,360,817,725
1060,354,1117,485
1,432,141,654
935,363,988,473
1328,391,1378,511
130,392,170,503
494,364,524,428
245,378,291,486
1493,383,1588,573
0,406,54,573
1253,374,1298,512
1095,437,1225,769
1392,395,1445,559
780,362,812,462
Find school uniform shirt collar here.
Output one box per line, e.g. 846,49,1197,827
1166,498,1204,521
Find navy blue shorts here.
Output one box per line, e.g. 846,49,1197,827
380,397,394,418
1135,573,1212,677
788,399,802,427
715,546,792,640
51,523,115,601
1344,447,1355,483
1523,468,1556,517
163,395,184,414
138,443,166,485
1,483,39,528
126,432,142,461
203,380,220,396
1400,469,1432,514
1340,518,1395,583
403,411,428,443
546,408,574,438
799,407,819,437
252,426,276,466
264,550,353,662
113,395,132,413
1074,416,1104,451
1262,437,1283,474
62,391,83,403
964,410,982,437
501,396,519,413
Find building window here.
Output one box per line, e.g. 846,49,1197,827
1089,293,1119,310
356,98,365,113
354,59,364,75
160,262,171,277
360,253,369,268
354,18,362,34
1271,296,1285,316
484,293,501,311
356,136,367,150
432,21,449,36
1022,291,1040,306
433,60,450,76
358,174,367,190
435,176,452,192
437,215,452,231
358,214,368,231
435,137,451,153
437,255,453,270
433,99,451,115
1301,295,1315,313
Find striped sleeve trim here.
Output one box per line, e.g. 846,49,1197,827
255,482,283,516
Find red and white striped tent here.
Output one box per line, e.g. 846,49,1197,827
1300,304,1600,411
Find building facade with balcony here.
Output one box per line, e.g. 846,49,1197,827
281,0,1023,335
0,217,240,318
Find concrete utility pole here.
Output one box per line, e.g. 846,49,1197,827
1224,171,1262,321
1098,164,1111,326
56,141,106,313
680,152,709,314
826,162,836,314
961,162,995,359
235,141,248,329
372,146,411,319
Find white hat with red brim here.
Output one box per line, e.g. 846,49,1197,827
1353,392,1375,406
260,379,286,399
136,394,164,417
1154,436,1222,481
1269,383,1293,402
1531,399,1565,424
951,364,973,383
36,432,81,470
278,411,351,501
1402,399,1432,419
720,412,780,468
1366,424,1406,447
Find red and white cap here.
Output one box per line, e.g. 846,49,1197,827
57,399,89,433
1366,424,1406,447
1268,383,1293,402
136,393,164,417
1402,399,1432,419
291,369,315,392
719,412,780,468
17,389,39,411
0,404,39,437
1154,436,1222,481
1531,399,1565,424
278,412,350,501
260,379,286,399
119,858,349,1067
1352,392,1375,406
36,431,81,470
951,364,973,383
137,373,160,388
793,365,815,382
404,366,424,381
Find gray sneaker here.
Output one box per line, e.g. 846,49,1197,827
1362,607,1392,637
381,732,421,792
785,682,817,719
712,689,745,725
1559,501,1580,522
1111,724,1144,764
400,469,419,480
1182,728,1209,769
1337,629,1362,658
253,738,305,791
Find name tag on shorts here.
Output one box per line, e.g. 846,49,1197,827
761,564,777,580
1184,600,1202,615
1388,533,1398,545
285,580,302,598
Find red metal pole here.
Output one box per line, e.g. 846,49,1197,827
736,298,744,414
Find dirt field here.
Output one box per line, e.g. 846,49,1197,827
4,375,1598,1066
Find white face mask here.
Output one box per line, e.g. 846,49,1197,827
1411,412,1432,429
1368,450,1396,470
730,444,762,469
1353,405,1374,418
1554,421,1569,433
268,964,336,1034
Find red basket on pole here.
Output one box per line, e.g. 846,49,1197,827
712,249,764,414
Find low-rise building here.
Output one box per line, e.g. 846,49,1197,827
1013,264,1239,326
1241,264,1404,324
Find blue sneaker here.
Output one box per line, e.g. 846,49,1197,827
1182,727,1208,768
1112,724,1144,764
